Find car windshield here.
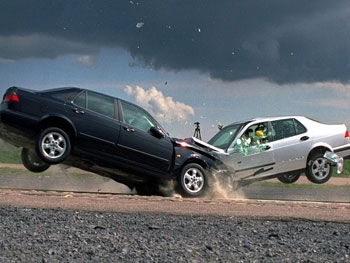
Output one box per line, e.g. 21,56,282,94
208,123,245,150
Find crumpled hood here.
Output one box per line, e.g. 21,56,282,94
173,136,227,158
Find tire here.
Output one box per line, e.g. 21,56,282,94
277,173,300,184
306,152,333,184
36,127,71,164
178,163,208,197
21,148,51,173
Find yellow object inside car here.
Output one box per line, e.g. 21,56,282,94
255,130,265,137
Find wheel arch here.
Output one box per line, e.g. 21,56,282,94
37,115,77,147
307,145,332,163
177,157,211,177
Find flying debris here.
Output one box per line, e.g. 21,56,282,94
136,22,144,28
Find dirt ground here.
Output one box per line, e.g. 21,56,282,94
0,163,349,222
0,189,349,223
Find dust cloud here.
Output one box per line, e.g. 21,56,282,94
207,172,247,199
156,172,247,199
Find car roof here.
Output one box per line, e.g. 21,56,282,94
40,87,83,93
227,116,307,126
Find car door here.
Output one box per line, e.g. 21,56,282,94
67,90,121,158
116,100,174,174
227,122,276,179
269,118,310,173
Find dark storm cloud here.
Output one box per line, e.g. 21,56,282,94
1,0,350,84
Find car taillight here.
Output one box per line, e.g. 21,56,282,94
345,130,349,138
3,94,19,103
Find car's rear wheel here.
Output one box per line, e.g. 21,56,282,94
21,148,51,173
178,163,208,197
277,173,300,184
36,127,71,164
306,152,333,184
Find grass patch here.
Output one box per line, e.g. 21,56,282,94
0,141,21,163
0,167,39,176
257,180,350,189
339,160,350,178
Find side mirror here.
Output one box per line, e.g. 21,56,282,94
150,126,165,139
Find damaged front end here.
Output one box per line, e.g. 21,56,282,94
172,136,236,196
173,136,235,178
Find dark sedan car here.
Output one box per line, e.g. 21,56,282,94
0,86,230,197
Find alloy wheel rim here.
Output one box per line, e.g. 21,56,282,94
41,132,66,159
311,157,330,180
183,168,204,193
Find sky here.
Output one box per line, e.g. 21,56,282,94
1,0,350,140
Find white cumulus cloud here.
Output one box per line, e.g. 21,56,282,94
124,85,195,123
76,55,95,66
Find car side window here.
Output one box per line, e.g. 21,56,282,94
240,122,270,145
120,100,155,132
74,91,115,119
271,118,305,141
74,91,86,107
234,122,270,155
294,119,307,134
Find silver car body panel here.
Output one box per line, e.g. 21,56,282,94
210,116,350,180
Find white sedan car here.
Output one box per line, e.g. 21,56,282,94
207,116,350,185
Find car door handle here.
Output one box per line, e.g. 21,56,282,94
73,108,85,114
123,126,135,132
263,145,271,150
300,136,309,141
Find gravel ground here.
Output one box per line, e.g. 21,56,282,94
0,206,349,263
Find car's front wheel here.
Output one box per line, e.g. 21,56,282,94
36,127,71,164
277,173,300,184
178,163,208,197
21,148,51,173
306,152,333,184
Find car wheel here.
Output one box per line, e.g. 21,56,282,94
178,163,208,197
306,152,333,184
277,173,300,184
36,127,71,164
21,148,51,173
